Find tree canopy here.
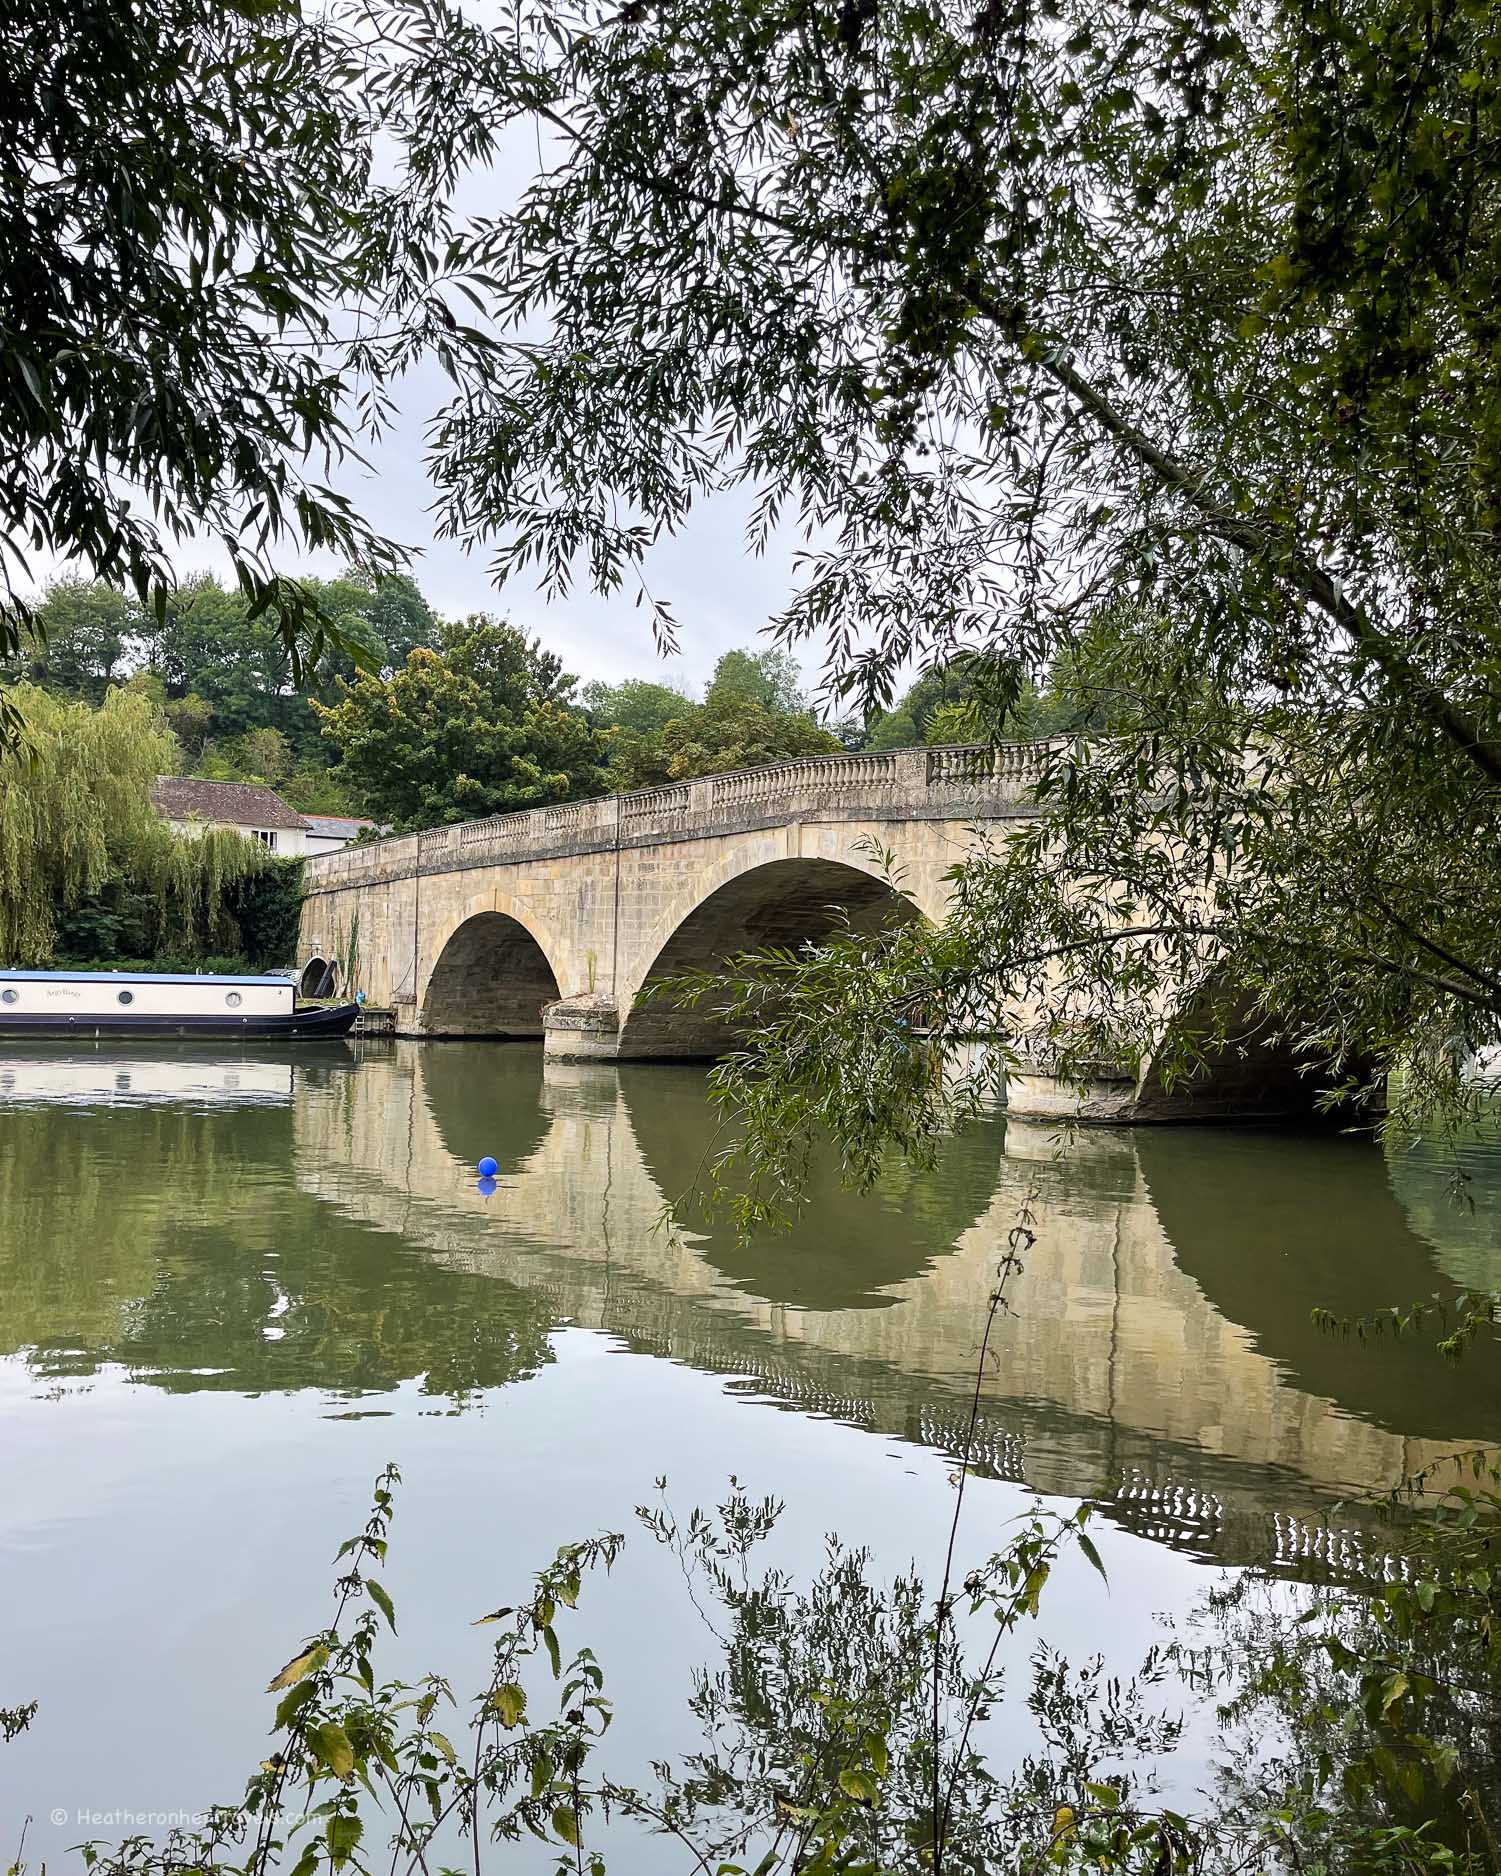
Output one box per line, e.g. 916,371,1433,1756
0,685,271,966
0,0,490,746
602,649,841,787
362,0,1501,1139
10,569,444,816
583,677,698,737
314,617,609,831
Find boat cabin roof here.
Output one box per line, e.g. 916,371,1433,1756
0,969,291,987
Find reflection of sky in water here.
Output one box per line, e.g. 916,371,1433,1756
0,1051,294,1107
0,1043,1497,1861
0,1339,1226,1868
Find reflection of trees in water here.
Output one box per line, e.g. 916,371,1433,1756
1136,1127,1501,1442
9,1043,1501,1517
1381,1125,1501,1296
0,1097,555,1398
618,1064,1006,1309
0,1101,283,1359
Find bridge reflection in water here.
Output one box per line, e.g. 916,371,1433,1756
283,1045,1500,1578
3,1042,1496,1579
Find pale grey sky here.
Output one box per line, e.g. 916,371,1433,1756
29,344,816,701
326,355,817,697
29,53,835,705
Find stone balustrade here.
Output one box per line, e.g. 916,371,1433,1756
304,740,1060,890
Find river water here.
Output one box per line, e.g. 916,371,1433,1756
1,1041,1498,1860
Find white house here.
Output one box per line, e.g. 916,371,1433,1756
151,777,311,855
303,813,381,856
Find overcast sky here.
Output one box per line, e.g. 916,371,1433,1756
28,343,819,703
324,358,818,699
31,46,837,707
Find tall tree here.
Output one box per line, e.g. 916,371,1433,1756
0,0,489,744
314,617,609,831
18,578,143,702
582,677,697,736
373,0,1501,1137
607,688,843,789
147,573,299,746
704,649,810,716
0,685,267,965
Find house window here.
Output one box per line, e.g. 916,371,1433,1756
251,829,278,850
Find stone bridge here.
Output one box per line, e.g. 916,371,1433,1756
298,743,1321,1121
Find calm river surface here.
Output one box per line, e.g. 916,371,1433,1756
2,1040,1499,1858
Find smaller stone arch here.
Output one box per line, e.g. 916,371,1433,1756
422,900,565,1039
299,956,338,999
618,854,927,1059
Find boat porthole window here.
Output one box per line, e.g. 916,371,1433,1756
225,991,243,1009
117,989,134,1005
0,988,16,1005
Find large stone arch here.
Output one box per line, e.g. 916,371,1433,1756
618,1061,1005,1306
421,896,566,1039
1137,1126,1501,1442
617,852,928,1060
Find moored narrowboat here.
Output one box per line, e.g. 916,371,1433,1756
0,970,362,1040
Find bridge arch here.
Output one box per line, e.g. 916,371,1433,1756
422,895,565,1039
617,853,927,1060
1133,983,1365,1124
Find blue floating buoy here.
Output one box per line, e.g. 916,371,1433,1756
477,1176,498,1197
477,1155,499,1178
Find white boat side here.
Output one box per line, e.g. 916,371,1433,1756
0,970,293,1020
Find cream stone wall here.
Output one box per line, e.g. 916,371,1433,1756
297,743,1356,1119
298,746,1038,1058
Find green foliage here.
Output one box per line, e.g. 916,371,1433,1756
865,704,919,751
41,1451,1498,1876
12,567,446,817
315,618,609,832
605,651,841,789
231,860,306,971
704,649,809,716
608,699,842,788
0,0,479,745
582,677,697,737
238,727,292,787
19,578,137,703
148,572,329,757
368,0,1501,1144
0,685,272,966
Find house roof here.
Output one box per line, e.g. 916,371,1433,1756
303,815,377,838
151,776,310,831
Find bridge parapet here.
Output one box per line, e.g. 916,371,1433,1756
304,739,1062,891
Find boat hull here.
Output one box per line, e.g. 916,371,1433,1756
0,1002,363,1042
